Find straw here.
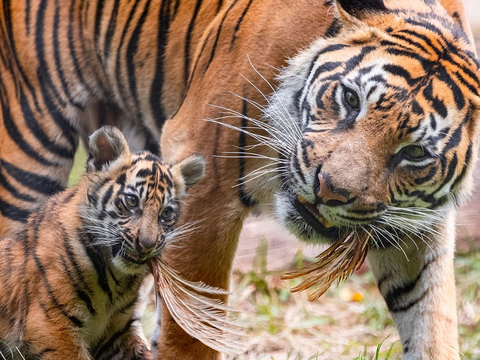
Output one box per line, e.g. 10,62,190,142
282,232,370,301
148,258,245,355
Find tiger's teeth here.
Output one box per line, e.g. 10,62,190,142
297,195,336,228
323,219,335,228
298,196,307,204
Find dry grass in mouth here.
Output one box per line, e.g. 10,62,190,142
282,232,370,301
148,258,246,355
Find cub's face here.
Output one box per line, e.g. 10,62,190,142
267,8,480,245
82,127,205,275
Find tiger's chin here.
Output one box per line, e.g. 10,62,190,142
110,243,149,275
274,190,342,245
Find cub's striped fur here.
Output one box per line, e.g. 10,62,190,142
0,126,205,360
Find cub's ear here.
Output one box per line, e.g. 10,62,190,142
171,155,206,195
87,126,131,172
335,0,389,28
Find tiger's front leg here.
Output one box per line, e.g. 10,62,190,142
94,328,153,360
368,211,459,360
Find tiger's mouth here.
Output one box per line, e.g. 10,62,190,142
122,251,147,265
111,243,147,265
291,194,340,239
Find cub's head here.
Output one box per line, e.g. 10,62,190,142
81,126,205,274
267,0,480,244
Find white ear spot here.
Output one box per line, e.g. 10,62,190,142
87,126,130,172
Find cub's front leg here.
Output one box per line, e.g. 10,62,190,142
22,316,92,360
94,325,153,360
368,211,459,360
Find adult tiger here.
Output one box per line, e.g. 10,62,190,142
0,0,478,359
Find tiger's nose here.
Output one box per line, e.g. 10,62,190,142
316,173,351,206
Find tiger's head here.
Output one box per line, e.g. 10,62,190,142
267,0,480,245
81,126,205,274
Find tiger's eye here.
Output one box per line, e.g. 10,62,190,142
160,206,175,223
344,90,360,110
402,145,426,160
124,194,139,209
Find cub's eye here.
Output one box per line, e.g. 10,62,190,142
344,89,360,110
401,145,427,161
124,194,139,209
160,206,176,223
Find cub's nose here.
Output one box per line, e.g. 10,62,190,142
316,173,353,206
135,237,157,255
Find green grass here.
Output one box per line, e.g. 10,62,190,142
224,242,480,359
68,145,87,187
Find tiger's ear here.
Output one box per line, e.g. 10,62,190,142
87,126,131,172
170,155,206,196
335,0,389,28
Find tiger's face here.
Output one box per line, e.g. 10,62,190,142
267,4,480,245
81,127,205,275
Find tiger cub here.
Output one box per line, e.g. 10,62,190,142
0,126,205,360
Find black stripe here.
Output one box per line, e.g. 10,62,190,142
390,288,429,313
442,124,463,154
149,0,173,129
0,167,36,202
25,0,32,34
170,29,213,120
34,251,84,327
2,160,64,196
390,33,430,54
204,0,238,73
20,91,76,159
94,318,136,358
397,29,442,56
450,144,472,192
0,199,30,222
59,254,96,315
383,258,434,312
184,0,204,85
324,18,342,38
414,166,438,185
101,184,114,210
382,64,418,86
432,153,458,199
36,0,79,146
126,0,154,115
115,0,142,111
35,0,67,109
216,0,224,13
62,225,94,297
230,0,253,48
85,244,113,302
53,0,83,109
104,0,122,60
238,98,257,207
68,0,95,94
1,101,59,167
422,82,447,118
94,0,106,48
436,67,465,110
